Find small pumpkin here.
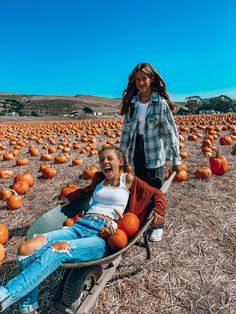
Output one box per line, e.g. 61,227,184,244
173,170,188,182
99,227,110,238
7,192,23,210
0,169,14,179
219,135,233,146
54,155,68,164
41,166,57,179
194,167,212,180
64,218,75,227
3,153,14,161
0,188,13,200
59,184,79,198
16,157,29,166
72,158,83,166
82,166,98,180
11,181,29,194
180,151,188,159
0,224,10,245
0,243,5,262
14,173,35,187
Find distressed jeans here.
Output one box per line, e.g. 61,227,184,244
0,215,110,313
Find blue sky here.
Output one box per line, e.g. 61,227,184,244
0,0,235,101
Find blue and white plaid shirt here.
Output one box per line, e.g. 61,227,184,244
120,92,182,168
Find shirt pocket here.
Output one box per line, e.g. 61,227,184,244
147,114,161,129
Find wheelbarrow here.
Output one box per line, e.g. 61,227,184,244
26,172,176,314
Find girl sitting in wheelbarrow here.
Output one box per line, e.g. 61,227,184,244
0,146,165,314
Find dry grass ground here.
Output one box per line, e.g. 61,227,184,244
0,118,235,314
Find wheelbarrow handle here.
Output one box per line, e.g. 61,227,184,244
160,171,176,194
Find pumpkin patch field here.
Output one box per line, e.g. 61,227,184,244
0,114,235,314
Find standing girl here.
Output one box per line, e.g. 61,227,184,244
120,62,182,241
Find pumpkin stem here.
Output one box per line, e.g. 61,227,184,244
8,189,18,196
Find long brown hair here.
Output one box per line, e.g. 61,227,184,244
120,63,175,115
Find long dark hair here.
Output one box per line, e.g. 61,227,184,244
120,63,175,115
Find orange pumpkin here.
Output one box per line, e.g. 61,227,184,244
0,169,14,179
209,149,228,175
117,213,140,238
12,181,29,194
0,243,5,262
3,153,14,161
173,170,188,182
16,157,29,166
72,158,83,166
99,227,110,238
54,155,68,164
180,151,188,159
219,135,233,146
0,224,10,245
0,188,13,201
64,218,75,227
41,167,57,179
59,184,79,198
82,166,98,180
14,173,35,187
7,193,23,210
108,229,128,251
195,167,212,179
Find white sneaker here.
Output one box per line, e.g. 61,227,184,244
149,228,163,242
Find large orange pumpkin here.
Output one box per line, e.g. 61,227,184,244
0,224,10,245
209,149,228,175
117,213,140,238
108,229,128,251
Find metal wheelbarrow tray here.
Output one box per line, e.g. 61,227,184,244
26,172,175,314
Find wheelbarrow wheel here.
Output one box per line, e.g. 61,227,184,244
57,266,103,313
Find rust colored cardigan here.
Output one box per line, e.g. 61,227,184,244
66,172,166,223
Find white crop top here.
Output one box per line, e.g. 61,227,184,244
137,100,150,135
86,173,130,220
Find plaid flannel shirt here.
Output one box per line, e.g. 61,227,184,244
120,92,182,168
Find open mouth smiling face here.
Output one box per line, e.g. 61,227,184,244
99,149,123,179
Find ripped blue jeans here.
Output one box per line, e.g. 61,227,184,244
0,215,110,313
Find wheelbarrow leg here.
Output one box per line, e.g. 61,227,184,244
143,231,151,259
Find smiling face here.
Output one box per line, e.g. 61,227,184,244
135,71,153,94
99,149,123,180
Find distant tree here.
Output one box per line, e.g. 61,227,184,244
31,111,40,116
185,96,203,113
199,95,233,113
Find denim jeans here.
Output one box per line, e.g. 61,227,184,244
0,215,110,313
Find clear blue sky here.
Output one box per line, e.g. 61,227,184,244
0,0,235,100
